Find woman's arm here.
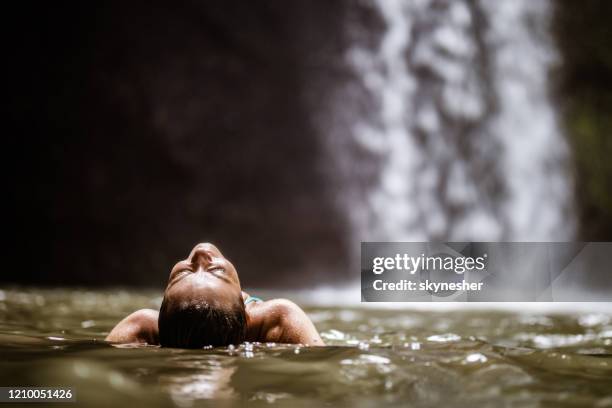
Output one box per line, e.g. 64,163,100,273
105,309,159,344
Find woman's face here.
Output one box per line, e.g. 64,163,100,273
164,243,242,310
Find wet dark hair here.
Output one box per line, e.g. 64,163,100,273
158,296,247,348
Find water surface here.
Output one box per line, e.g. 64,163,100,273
1,288,611,407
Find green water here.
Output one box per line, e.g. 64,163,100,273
0,288,611,407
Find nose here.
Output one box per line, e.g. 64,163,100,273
189,243,216,267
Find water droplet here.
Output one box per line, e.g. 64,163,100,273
578,313,610,328
81,320,95,328
427,333,461,343
464,353,487,363
322,329,346,341
340,355,390,365
47,336,65,341
598,330,612,338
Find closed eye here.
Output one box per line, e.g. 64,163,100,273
210,267,225,276
170,268,192,283
209,267,231,282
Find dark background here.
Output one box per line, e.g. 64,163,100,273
5,1,612,288
6,1,353,288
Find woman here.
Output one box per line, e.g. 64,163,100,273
106,243,324,347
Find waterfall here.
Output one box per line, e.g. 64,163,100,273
327,0,574,245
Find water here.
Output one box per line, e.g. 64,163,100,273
1,288,611,407
327,0,573,244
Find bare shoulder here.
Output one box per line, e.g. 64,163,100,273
257,298,304,318
248,298,309,328
247,299,324,346
105,308,159,344
129,308,159,321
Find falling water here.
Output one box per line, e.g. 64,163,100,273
328,0,574,245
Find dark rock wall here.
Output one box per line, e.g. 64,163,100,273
553,0,612,241
7,1,351,288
